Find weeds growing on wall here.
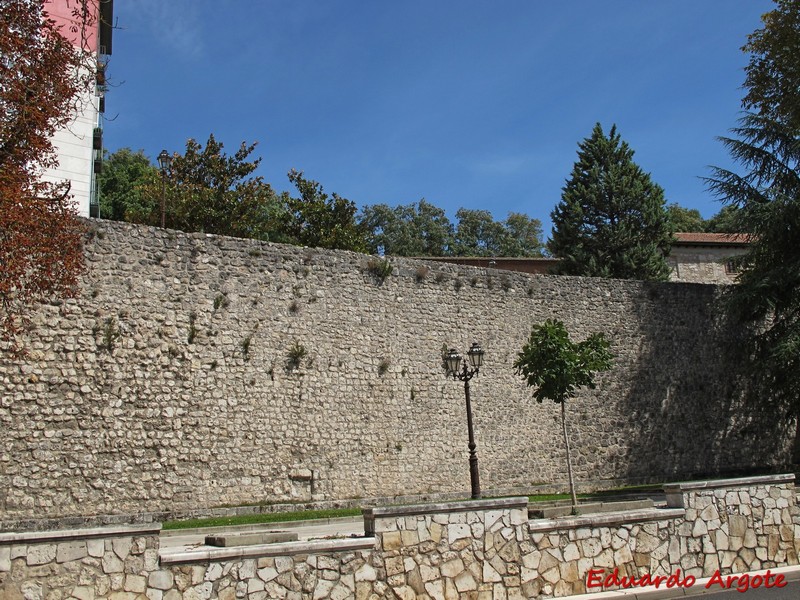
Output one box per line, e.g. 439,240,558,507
213,293,230,311
188,312,198,344
97,317,121,353
286,341,308,371
366,257,393,283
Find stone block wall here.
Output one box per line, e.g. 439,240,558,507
0,524,160,600
0,476,798,599
518,474,800,597
0,221,794,521
365,497,529,599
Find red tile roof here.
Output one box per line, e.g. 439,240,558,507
674,232,751,245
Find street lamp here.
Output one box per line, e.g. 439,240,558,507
157,150,172,228
445,342,485,499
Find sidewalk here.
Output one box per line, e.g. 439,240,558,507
158,516,364,552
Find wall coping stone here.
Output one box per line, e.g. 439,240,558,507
662,473,795,494
363,497,528,535
159,536,376,565
363,496,528,519
528,508,686,533
0,523,161,545
664,473,795,508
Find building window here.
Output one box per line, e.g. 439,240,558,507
725,260,740,274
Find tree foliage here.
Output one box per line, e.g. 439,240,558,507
128,135,285,241
666,203,706,233
0,0,94,343
514,319,614,510
359,202,544,257
549,123,673,280
707,0,800,418
97,148,157,221
281,169,367,252
742,0,800,132
360,199,453,256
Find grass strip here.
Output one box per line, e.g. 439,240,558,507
162,507,362,531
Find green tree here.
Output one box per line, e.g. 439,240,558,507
706,0,800,422
360,199,454,256
453,208,508,256
453,209,545,257
666,203,706,232
97,148,157,221
704,205,748,233
514,319,614,511
549,123,673,280
129,135,285,241
499,212,545,257
282,169,367,252
742,0,800,131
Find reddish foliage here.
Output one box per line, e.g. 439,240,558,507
0,0,95,346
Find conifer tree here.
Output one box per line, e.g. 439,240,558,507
706,0,800,422
549,123,672,280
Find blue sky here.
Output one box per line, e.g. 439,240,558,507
105,0,774,236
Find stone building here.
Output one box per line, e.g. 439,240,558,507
420,232,752,284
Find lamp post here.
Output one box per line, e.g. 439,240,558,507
157,150,173,228
445,342,485,499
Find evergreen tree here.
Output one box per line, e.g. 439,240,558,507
549,123,672,280
706,0,800,423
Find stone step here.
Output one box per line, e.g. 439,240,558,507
528,498,655,519
204,531,299,547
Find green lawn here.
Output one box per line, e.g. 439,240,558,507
162,483,664,531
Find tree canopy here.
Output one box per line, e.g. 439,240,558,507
126,135,286,242
0,0,93,343
549,123,673,280
514,319,613,510
359,202,544,258
97,148,157,221
706,0,800,418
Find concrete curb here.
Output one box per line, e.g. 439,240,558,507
159,515,363,538
561,565,800,600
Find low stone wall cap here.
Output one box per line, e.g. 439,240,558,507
663,473,794,493
0,523,161,544
160,536,376,565
363,496,528,519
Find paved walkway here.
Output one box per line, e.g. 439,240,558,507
159,516,365,552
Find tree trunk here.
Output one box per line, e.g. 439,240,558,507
561,401,578,513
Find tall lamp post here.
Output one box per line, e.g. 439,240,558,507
445,342,485,499
157,150,172,228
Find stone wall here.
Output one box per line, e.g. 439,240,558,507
520,474,800,597
0,221,794,521
1,476,798,599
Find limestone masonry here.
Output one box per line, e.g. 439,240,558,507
0,221,793,522
1,476,798,599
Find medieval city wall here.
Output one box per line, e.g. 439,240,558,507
0,221,792,522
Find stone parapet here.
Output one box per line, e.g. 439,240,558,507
0,477,798,599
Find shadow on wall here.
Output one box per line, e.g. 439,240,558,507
621,281,794,483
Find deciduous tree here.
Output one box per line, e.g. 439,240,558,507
97,148,157,221
514,319,613,512
360,199,454,256
282,169,367,252
666,203,706,233
129,135,285,241
549,123,672,280
0,0,95,343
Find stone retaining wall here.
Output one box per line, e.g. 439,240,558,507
1,476,798,599
0,220,795,521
